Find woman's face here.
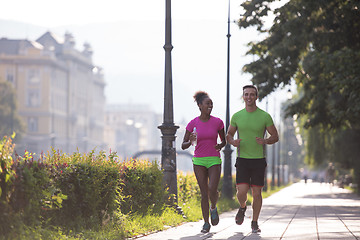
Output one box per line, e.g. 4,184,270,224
199,97,213,115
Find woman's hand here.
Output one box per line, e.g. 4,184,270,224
214,143,222,151
189,132,197,143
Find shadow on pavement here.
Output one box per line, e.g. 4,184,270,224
179,232,213,240
179,231,247,240
227,232,250,240
301,192,360,200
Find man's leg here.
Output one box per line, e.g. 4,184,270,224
235,158,251,225
251,186,263,221
236,184,249,208
235,183,249,225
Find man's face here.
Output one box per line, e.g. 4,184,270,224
243,88,258,106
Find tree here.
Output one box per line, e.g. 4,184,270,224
238,0,360,129
238,0,360,192
0,80,24,141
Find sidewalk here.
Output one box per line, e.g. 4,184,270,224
136,181,360,239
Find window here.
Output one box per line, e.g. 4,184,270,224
6,69,14,85
27,89,41,107
27,69,40,85
28,117,38,132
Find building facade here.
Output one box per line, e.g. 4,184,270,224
104,104,162,160
0,32,106,155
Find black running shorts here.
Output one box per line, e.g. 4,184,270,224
235,157,267,187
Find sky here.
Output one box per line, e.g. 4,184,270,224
1,0,294,126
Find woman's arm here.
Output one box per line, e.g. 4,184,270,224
182,130,196,150
215,128,227,151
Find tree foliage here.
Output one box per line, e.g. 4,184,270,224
0,80,24,140
238,0,360,129
238,0,360,191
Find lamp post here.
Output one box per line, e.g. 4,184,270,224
285,89,293,184
263,97,269,191
222,0,233,199
271,98,276,189
277,122,281,186
158,0,179,204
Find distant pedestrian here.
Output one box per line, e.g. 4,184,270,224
226,85,279,233
181,91,226,233
326,162,336,185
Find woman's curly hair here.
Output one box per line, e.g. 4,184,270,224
193,91,209,106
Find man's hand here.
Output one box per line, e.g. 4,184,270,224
255,137,266,145
230,139,242,147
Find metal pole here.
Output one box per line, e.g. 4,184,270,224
271,98,276,188
158,0,179,204
277,122,281,186
263,97,269,191
222,0,233,199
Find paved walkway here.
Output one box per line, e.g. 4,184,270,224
137,181,360,239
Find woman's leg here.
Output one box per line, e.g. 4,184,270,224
193,164,210,222
208,164,221,209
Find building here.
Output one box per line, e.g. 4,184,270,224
104,104,162,160
104,104,196,172
0,32,106,155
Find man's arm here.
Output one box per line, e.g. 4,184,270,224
256,124,279,145
226,125,241,147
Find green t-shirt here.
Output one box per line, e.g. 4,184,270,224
230,107,274,159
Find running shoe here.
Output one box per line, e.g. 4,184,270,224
251,221,261,233
235,206,246,225
201,222,211,233
210,207,219,226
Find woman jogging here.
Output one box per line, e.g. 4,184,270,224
181,91,226,233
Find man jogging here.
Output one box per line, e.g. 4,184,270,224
226,85,279,233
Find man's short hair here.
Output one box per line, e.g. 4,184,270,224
243,85,258,96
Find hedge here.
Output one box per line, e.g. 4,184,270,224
0,135,168,236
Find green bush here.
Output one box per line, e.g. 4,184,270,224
11,157,54,226
0,135,17,234
0,138,126,235
42,149,124,230
177,171,200,204
120,159,167,215
0,135,169,237
1,136,66,234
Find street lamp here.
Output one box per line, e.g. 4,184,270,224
285,88,292,184
287,150,293,183
222,0,233,199
158,0,180,205
271,98,276,189
277,122,281,186
287,88,293,100
264,97,269,191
